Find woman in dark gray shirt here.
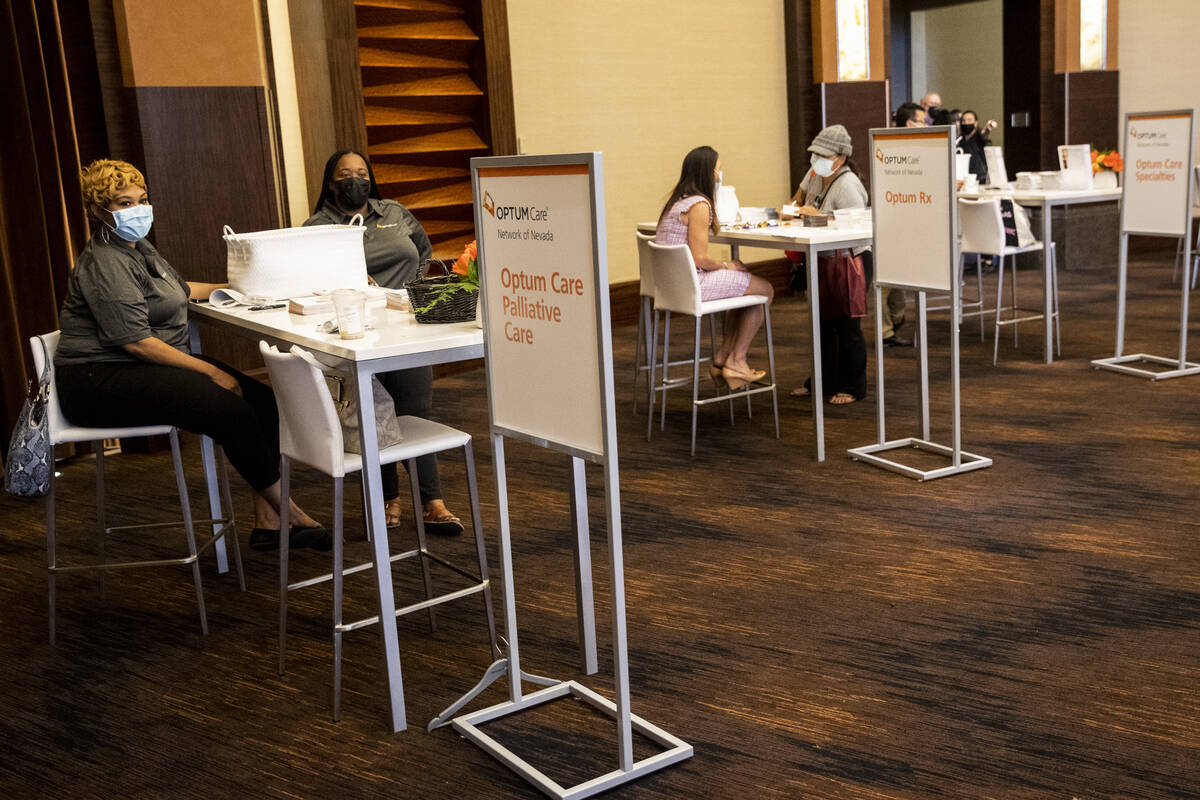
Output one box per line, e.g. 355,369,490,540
303,150,463,536
55,159,327,552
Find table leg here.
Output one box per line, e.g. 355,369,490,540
807,244,825,462
1042,200,1053,364
355,365,407,732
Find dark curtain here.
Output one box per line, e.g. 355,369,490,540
0,1,89,451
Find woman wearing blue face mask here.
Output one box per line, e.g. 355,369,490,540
786,125,872,405
54,159,328,552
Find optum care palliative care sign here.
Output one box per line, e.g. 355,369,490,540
1122,110,1195,237
474,157,606,457
869,127,956,292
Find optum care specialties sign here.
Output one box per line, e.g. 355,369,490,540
869,127,956,292
1122,110,1194,237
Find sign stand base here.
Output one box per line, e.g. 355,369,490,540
848,437,992,482
1091,353,1200,380
450,680,694,800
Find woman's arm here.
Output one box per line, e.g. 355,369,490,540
186,282,227,300
685,203,744,272
122,337,241,394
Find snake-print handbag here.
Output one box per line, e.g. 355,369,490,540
4,338,52,497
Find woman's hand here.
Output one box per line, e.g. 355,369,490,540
796,205,823,216
722,260,748,271
206,366,242,397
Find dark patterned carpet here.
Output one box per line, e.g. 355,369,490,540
0,251,1198,799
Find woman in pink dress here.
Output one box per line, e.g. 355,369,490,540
655,146,774,390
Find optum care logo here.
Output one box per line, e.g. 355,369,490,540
1130,127,1166,141
876,148,921,166
481,190,550,221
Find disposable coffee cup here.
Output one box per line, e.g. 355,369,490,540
962,174,979,192
331,288,366,340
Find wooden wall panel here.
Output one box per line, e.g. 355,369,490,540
114,0,265,86
136,87,279,283
480,0,516,155
820,80,890,192
784,0,820,194
1052,70,1119,151
323,0,366,155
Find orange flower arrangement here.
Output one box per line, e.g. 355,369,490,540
1091,149,1123,174
453,239,477,278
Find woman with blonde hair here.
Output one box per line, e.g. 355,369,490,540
54,159,327,551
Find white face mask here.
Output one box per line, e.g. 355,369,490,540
810,154,836,178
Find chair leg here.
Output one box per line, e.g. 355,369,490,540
647,309,658,442
464,440,499,658
633,296,646,414
765,303,780,440
711,314,733,427
46,463,56,645
332,475,344,722
278,455,292,676
216,449,245,591
1051,244,1062,357
409,458,437,632
976,254,986,341
660,311,671,431
690,316,701,457
993,256,1005,366
170,429,207,637
1011,254,1019,347
95,446,107,598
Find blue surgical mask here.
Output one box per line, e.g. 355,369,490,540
105,204,154,242
810,154,836,177
715,169,723,191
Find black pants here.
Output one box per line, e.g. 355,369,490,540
56,356,281,491
806,317,868,400
377,366,441,505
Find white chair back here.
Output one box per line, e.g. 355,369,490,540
959,197,1006,255
258,341,347,477
636,230,655,297
29,331,66,442
646,241,702,316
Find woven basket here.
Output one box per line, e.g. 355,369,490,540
405,260,478,324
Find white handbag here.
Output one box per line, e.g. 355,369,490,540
223,216,368,300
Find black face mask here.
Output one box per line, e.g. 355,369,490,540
331,177,371,212
960,122,975,136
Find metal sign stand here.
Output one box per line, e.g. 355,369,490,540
1093,110,1198,380
430,154,692,800
848,126,992,481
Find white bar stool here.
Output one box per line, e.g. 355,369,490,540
258,342,498,721
634,230,717,415
959,198,1061,364
31,331,244,645
644,241,779,456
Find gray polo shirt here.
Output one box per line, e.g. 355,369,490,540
303,198,433,290
55,232,192,366
799,166,870,256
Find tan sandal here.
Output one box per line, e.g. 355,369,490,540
384,497,403,528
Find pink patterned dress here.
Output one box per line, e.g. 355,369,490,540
655,195,751,301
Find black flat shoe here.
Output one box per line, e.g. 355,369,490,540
883,335,912,347
250,525,328,551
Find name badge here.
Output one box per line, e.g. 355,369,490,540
376,223,398,229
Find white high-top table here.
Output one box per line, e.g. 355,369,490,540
959,185,1122,363
189,300,482,733
638,220,874,462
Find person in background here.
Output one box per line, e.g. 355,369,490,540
958,109,997,182
55,159,328,552
304,149,463,535
893,102,925,129
931,107,963,130
655,145,775,391
920,92,943,125
786,125,871,405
